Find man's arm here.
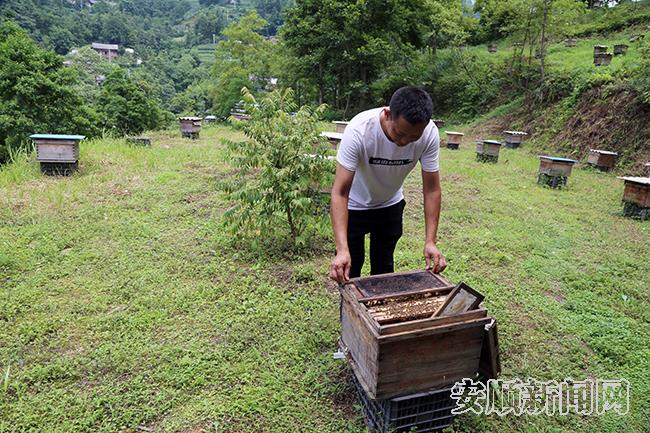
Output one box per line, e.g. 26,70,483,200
329,163,355,283
422,170,447,273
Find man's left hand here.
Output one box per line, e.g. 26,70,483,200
424,242,447,273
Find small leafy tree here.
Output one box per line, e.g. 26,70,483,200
69,46,119,106
96,68,168,135
0,21,98,164
222,87,333,249
211,11,274,117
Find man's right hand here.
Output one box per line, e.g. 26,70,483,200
330,250,352,284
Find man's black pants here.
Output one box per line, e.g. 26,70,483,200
347,199,406,278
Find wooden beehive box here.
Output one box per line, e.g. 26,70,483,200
333,121,349,134
126,136,151,146
587,149,617,171
476,140,502,156
230,112,251,121
538,156,577,177
593,45,608,55
340,270,497,400
179,117,202,138
614,44,629,55
320,131,343,149
594,53,613,66
618,177,650,208
503,131,527,149
488,44,497,53
433,119,445,128
446,131,464,145
31,134,84,163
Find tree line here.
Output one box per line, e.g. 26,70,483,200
1,0,649,163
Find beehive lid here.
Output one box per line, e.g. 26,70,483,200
503,130,527,135
347,270,451,298
589,149,618,155
594,45,608,48
320,131,343,140
178,116,202,121
483,139,502,145
30,134,85,141
617,176,650,185
539,155,578,163
446,131,464,135
332,121,348,125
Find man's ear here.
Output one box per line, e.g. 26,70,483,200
382,107,392,120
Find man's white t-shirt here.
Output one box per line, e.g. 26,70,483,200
336,107,440,210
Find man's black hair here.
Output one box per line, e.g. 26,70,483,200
389,86,433,125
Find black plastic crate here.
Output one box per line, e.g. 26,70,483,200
40,161,78,176
352,373,457,433
537,173,567,189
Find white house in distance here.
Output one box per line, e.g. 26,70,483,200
67,0,99,7
91,43,119,61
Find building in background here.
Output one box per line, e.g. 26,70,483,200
91,43,119,61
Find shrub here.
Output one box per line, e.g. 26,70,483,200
222,87,334,250
96,69,168,135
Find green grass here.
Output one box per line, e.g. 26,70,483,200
1,124,649,432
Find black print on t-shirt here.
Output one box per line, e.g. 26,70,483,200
369,157,413,166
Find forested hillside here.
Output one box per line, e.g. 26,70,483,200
1,0,649,165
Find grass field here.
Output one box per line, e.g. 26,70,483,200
0,124,649,432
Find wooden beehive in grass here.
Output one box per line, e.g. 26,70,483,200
503,130,527,149
320,131,343,149
179,117,202,139
339,270,499,400
614,44,629,55
593,46,611,66
126,136,151,146
230,112,251,121
593,45,608,55
587,149,617,172
433,119,445,128
445,131,464,150
476,140,502,163
488,44,497,53
594,53,613,66
564,38,577,47
538,156,578,188
333,121,349,134
617,177,650,221
30,134,85,176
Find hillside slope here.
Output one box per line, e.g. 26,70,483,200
1,126,648,432
450,26,650,172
